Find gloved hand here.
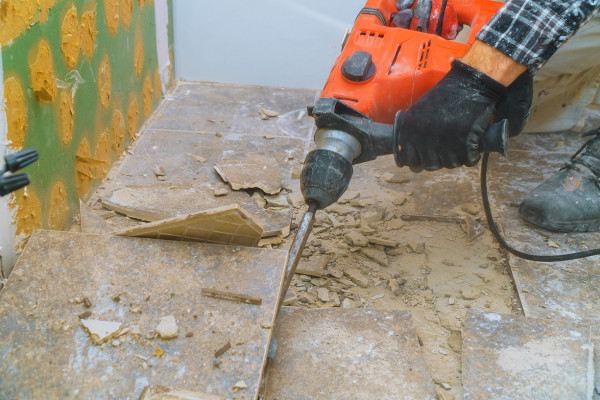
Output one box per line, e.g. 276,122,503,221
393,59,507,172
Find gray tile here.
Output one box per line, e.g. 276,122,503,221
0,231,287,400
264,307,437,400
152,82,319,140
463,310,594,400
478,133,600,326
94,129,304,237
101,185,292,237
105,129,307,189
115,204,264,247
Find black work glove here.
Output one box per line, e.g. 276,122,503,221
393,59,507,172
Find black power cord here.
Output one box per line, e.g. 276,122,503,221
481,152,600,261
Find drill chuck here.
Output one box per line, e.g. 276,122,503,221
300,129,362,209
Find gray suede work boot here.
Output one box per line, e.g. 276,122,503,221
519,127,600,232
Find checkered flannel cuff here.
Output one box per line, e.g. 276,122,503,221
476,0,573,74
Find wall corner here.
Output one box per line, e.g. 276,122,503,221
0,46,18,278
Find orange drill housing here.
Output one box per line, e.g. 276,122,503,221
320,0,503,124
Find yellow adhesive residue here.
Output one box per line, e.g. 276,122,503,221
59,89,75,145
3,76,28,150
142,74,153,118
61,5,80,68
120,0,133,28
0,0,57,45
154,67,161,99
127,97,139,138
75,138,94,199
9,187,42,240
104,0,119,34
94,129,111,180
133,22,144,76
30,39,58,102
48,181,67,230
111,109,125,154
80,6,98,58
97,55,112,109
169,49,174,81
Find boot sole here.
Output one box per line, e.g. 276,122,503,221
520,214,600,233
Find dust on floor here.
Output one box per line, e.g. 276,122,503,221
275,159,523,400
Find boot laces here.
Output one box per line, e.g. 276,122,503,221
560,126,600,185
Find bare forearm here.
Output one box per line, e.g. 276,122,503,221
461,40,527,86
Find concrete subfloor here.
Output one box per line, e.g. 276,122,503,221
103,81,600,397
77,82,600,397
3,81,600,398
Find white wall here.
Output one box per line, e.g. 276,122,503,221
155,0,172,93
0,48,17,279
173,0,366,89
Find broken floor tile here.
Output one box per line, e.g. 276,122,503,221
381,171,410,184
336,191,360,204
344,268,369,288
153,165,166,177
91,125,306,234
115,204,263,247
264,193,289,208
80,200,145,235
367,236,397,247
360,247,388,267
214,156,282,194
260,108,279,118
188,154,207,163
344,230,368,247
316,288,329,303
148,82,317,140
0,230,287,399
362,210,383,223
229,380,248,393
326,204,356,215
101,185,290,237
80,319,122,345
463,310,594,400
296,255,328,278
286,192,305,208
156,315,179,339
252,192,267,207
214,188,228,197
282,292,298,306
264,308,437,399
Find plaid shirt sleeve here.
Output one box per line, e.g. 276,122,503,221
476,1,600,73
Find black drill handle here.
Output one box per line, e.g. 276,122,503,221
366,118,508,162
479,119,508,156
393,112,509,158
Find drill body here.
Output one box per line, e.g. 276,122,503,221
301,0,505,209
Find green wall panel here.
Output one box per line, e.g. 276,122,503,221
2,0,163,242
